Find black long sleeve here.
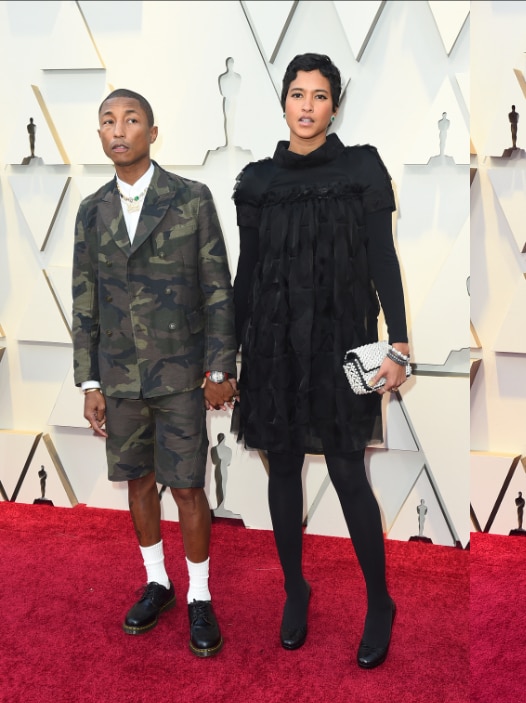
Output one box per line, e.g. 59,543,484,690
365,209,408,343
233,225,259,348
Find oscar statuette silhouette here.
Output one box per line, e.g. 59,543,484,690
409,499,432,543
509,491,526,536
33,465,54,506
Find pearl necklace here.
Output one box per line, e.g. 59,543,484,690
116,182,148,213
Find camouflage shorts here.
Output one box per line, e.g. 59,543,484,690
105,388,208,488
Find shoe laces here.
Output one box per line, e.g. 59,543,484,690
190,600,212,625
140,582,167,605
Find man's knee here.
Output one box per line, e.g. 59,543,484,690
128,471,157,500
170,486,206,512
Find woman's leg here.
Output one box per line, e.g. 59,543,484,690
325,450,394,657
267,450,311,644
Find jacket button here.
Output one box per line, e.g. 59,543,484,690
168,322,176,330
106,329,113,336
165,287,172,295
159,251,165,258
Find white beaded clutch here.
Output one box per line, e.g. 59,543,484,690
343,341,411,395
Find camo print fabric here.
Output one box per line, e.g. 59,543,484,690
104,389,209,487
72,162,237,398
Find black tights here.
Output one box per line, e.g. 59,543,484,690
267,449,392,643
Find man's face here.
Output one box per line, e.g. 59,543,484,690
98,96,157,169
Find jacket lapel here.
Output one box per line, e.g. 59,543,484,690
98,165,175,256
99,182,131,255
130,164,174,254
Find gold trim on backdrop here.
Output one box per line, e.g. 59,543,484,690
42,270,73,339
31,85,70,164
470,358,482,388
10,432,43,502
43,434,79,506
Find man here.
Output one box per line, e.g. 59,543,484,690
72,89,237,657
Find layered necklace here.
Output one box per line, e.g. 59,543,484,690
116,181,148,213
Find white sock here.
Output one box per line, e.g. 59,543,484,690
186,556,211,603
140,540,170,589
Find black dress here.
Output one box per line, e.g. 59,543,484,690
232,134,408,455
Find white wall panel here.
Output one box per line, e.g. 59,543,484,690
0,1,474,548
470,0,526,535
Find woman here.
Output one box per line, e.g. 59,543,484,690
232,53,410,669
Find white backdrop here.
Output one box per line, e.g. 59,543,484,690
470,0,526,539
0,0,473,546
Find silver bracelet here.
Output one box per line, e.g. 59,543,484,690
388,345,410,362
387,350,409,366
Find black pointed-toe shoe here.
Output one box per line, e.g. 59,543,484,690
188,600,223,657
357,600,396,669
122,581,176,635
280,582,312,650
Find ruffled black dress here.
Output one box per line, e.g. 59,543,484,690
232,134,407,455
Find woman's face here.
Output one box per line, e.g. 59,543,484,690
284,69,337,148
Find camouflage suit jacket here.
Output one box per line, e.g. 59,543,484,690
72,162,237,398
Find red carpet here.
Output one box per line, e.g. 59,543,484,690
470,531,526,703
1,502,469,703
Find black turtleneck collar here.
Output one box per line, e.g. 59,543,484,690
272,133,345,169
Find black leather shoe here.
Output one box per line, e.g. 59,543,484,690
280,582,311,650
357,600,396,669
122,581,176,635
281,623,308,651
188,600,223,657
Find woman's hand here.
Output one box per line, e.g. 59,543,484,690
370,353,410,395
203,377,239,410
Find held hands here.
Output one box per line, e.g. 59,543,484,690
203,377,239,411
84,380,240,435
84,390,108,437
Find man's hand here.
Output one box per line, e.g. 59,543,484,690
84,390,108,437
203,378,239,411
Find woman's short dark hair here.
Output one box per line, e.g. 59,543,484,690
98,89,155,127
280,53,342,111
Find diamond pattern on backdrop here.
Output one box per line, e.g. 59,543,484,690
8,173,71,250
11,434,78,508
487,168,526,255
470,453,526,536
0,1,474,547
428,0,470,56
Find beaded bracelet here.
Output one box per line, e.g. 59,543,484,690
388,345,410,360
387,346,410,366
387,351,408,367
